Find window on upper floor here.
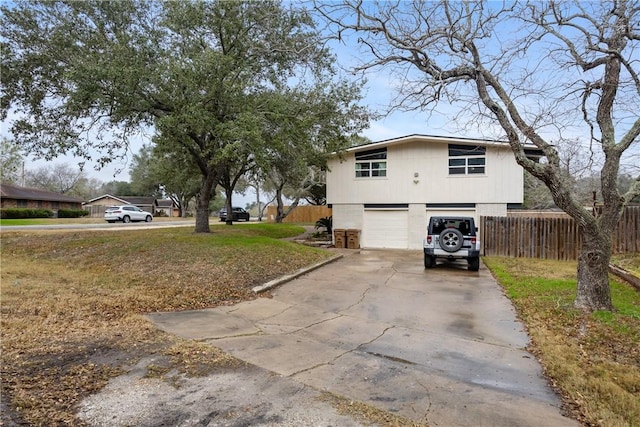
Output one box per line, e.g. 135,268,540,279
355,148,387,178
448,144,486,175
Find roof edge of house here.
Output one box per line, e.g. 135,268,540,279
329,133,543,156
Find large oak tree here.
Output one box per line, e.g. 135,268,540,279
316,0,640,311
1,0,365,232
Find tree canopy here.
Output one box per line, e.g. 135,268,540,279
2,0,369,231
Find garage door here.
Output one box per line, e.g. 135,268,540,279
362,210,409,249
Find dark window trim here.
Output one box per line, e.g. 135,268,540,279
364,203,409,209
448,144,486,156
426,203,476,208
524,149,544,162
355,148,387,160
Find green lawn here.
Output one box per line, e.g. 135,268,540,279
483,256,639,427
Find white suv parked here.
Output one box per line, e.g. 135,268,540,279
423,216,480,271
104,205,153,223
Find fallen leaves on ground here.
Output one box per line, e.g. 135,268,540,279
1,225,330,426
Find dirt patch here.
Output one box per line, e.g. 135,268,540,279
77,360,383,427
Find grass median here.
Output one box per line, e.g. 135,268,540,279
483,256,639,427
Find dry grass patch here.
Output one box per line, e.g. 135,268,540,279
483,256,640,427
1,224,330,426
611,253,640,277
318,392,428,427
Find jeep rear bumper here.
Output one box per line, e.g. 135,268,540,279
424,248,480,258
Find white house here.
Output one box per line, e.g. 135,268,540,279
326,134,543,250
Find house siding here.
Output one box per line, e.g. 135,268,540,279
327,135,530,250
332,204,363,230
327,141,523,205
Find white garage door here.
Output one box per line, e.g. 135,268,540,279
362,210,409,249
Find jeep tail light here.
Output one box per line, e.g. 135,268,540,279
471,237,476,244
427,235,432,244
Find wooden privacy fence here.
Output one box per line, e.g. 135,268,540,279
480,206,640,260
265,205,332,223
85,205,108,218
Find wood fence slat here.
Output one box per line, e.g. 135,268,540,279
265,205,332,224
481,206,639,260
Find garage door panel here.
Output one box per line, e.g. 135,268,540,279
363,211,408,249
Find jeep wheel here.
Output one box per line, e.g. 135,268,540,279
439,229,463,252
424,254,435,269
468,257,480,271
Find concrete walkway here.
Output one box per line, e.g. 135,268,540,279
147,249,578,427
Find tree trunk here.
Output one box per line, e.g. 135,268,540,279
194,174,216,233
575,226,614,311
195,194,211,232
275,187,284,223
179,195,188,218
224,187,234,226
255,182,262,222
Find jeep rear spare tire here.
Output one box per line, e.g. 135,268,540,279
439,228,463,252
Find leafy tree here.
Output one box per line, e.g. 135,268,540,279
304,181,327,206
259,83,369,223
238,169,274,221
129,145,163,198
300,135,375,206
2,1,361,232
216,129,258,225
0,137,23,184
148,139,202,217
317,1,640,311
99,181,135,197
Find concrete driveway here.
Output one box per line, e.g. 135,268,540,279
146,249,577,426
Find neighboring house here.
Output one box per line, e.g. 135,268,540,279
83,194,157,217
326,134,543,250
0,183,83,211
156,199,180,217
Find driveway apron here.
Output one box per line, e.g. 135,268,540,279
148,250,578,427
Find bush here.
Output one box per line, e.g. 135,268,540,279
0,208,54,219
315,216,332,234
57,209,90,218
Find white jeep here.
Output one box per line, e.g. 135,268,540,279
423,216,481,271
